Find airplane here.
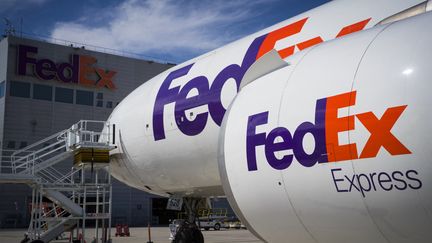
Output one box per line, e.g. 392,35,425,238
102,0,432,242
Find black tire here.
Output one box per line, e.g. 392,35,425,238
214,223,221,231
204,227,209,231
173,222,204,243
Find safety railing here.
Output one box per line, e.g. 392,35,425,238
67,120,111,149
39,199,75,231
3,120,112,176
52,167,82,185
0,120,113,243
0,150,20,174
11,129,68,158
196,208,228,219
13,142,67,174
38,166,69,184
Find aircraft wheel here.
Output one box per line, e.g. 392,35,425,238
173,221,204,243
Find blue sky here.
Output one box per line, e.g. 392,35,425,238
0,0,329,63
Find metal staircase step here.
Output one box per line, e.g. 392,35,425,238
40,217,77,243
44,189,83,216
19,151,73,175
34,151,72,172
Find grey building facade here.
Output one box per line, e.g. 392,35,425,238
0,35,175,228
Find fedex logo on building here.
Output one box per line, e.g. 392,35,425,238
17,45,116,90
153,17,371,141
246,91,411,171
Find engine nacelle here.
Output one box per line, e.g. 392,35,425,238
219,12,432,243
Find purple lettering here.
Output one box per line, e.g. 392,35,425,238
392,171,407,190
246,112,268,171
152,35,267,141
18,45,38,75
245,98,328,171
57,55,79,83
174,76,210,136
208,64,244,126
331,168,348,192
378,172,393,191
292,121,325,168
406,170,422,190
345,174,360,193
35,59,56,80
153,64,194,140
356,173,371,197
265,127,293,170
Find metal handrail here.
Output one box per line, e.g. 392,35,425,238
13,140,66,166
1,120,109,177
38,166,68,184
54,167,82,184
11,129,68,157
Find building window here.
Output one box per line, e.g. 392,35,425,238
106,101,113,108
10,81,30,98
0,81,5,98
76,90,94,106
7,141,15,149
55,87,74,104
19,141,28,149
96,92,103,108
33,84,53,101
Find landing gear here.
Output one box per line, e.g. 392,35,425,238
172,221,204,243
171,198,206,243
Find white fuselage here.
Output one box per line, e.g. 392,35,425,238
106,0,424,197
105,0,432,242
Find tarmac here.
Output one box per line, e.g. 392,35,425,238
0,227,263,243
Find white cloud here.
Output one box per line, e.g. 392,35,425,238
51,0,270,61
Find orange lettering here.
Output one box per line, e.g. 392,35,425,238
325,91,358,162
79,55,97,86
296,36,323,51
96,68,116,90
356,106,411,158
336,18,371,38
79,56,97,86
257,18,308,59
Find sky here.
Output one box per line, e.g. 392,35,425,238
0,0,329,63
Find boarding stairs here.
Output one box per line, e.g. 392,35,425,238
0,120,115,243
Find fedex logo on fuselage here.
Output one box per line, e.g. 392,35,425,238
246,91,411,171
153,17,371,141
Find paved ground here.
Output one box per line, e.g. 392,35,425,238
0,227,263,243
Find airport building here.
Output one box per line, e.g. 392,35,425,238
0,35,177,228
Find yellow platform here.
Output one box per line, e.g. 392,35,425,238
74,148,110,165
